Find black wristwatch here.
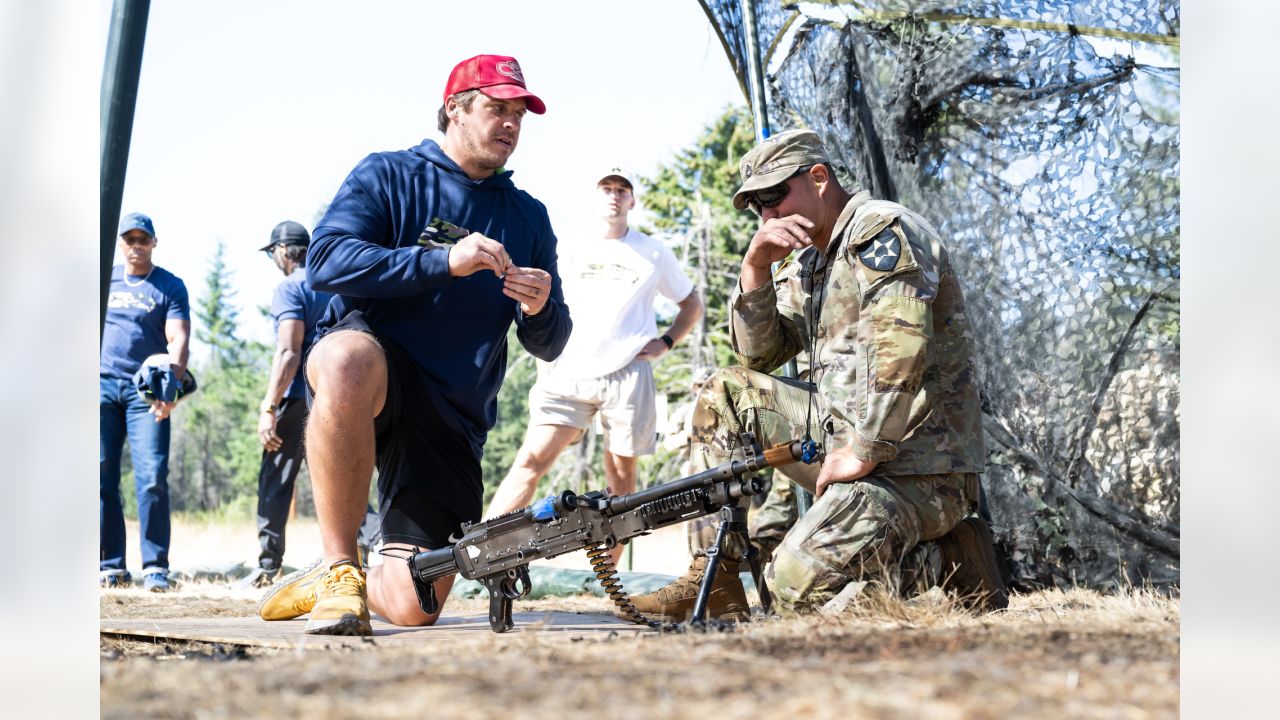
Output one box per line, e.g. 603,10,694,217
660,334,675,349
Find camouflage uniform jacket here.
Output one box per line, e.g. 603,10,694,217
729,190,985,476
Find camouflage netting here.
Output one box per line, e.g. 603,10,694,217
697,0,1179,588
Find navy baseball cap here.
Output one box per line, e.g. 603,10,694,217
259,220,311,252
118,212,156,237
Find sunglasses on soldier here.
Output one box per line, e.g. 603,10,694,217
744,165,814,216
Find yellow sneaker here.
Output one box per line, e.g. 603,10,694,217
257,557,325,621
304,563,372,636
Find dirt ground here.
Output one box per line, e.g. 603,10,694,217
100,580,1179,719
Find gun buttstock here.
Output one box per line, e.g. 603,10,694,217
764,441,801,467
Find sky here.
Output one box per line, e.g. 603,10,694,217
101,0,747,352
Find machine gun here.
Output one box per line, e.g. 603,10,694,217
405,434,812,633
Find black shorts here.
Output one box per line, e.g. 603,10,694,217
306,310,483,550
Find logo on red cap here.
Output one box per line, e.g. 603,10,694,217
495,60,524,84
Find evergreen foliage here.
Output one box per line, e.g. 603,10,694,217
640,105,760,379
481,327,538,502
167,239,271,516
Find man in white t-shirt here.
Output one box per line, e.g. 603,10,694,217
486,167,703,566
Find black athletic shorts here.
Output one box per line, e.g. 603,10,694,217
306,310,483,551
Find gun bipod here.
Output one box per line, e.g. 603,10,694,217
688,503,773,629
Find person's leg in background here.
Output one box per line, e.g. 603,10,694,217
125,382,172,591
485,424,582,517
100,377,131,586
238,398,308,588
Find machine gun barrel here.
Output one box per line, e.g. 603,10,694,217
602,440,802,515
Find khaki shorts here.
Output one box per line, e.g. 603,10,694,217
527,359,657,456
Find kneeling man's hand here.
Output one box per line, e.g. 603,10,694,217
815,446,878,498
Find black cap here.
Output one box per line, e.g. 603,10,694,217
259,221,310,252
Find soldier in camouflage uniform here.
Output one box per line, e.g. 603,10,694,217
631,129,1002,618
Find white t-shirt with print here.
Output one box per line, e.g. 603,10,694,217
548,228,694,380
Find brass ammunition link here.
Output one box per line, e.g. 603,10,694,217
585,543,659,628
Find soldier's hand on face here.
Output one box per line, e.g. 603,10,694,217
502,266,552,316
815,446,878,497
448,233,514,278
743,214,816,270
258,410,283,452
634,338,669,361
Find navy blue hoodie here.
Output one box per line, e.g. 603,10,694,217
308,139,572,452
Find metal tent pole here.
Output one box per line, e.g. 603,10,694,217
740,0,813,516
100,0,151,339
739,0,770,141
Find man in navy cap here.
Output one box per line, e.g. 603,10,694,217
100,212,191,592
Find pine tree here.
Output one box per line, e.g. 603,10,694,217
168,239,270,514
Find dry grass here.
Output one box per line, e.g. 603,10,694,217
101,577,1179,719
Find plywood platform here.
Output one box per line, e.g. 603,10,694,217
101,611,647,649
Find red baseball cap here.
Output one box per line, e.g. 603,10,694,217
443,54,546,115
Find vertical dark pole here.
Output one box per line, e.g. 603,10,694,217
739,0,770,142
101,0,151,339
740,0,814,515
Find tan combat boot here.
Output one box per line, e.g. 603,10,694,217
935,517,1009,612
629,555,750,622
305,563,372,636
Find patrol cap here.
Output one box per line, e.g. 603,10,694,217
597,165,634,190
731,129,830,211
133,354,199,404
118,212,156,238
444,54,546,114
259,220,311,252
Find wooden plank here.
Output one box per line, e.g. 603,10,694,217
101,611,648,649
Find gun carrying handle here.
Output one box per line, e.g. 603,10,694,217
763,441,802,467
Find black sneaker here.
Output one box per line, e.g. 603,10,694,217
233,566,281,590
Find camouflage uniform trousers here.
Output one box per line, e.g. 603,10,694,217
685,367,974,611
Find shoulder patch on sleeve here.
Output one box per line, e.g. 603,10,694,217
851,224,917,291
856,227,902,272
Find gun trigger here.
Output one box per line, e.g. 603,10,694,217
515,566,533,598
414,578,439,616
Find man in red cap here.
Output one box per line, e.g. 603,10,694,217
257,54,572,636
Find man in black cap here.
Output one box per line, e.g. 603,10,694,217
238,221,358,588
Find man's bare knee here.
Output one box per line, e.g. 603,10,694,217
307,332,387,410
369,554,454,627
381,594,438,627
